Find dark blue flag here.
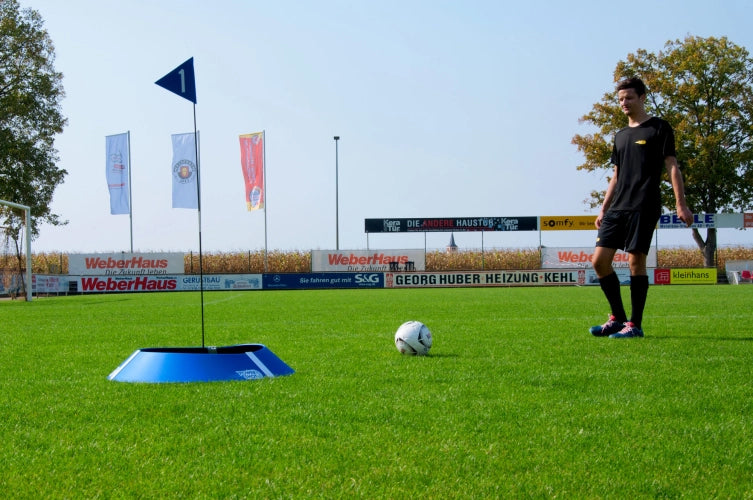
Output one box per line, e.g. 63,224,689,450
155,57,196,104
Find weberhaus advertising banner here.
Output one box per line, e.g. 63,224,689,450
541,247,657,269
312,249,425,272
68,252,184,276
76,274,263,293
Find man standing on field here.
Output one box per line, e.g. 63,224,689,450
589,77,693,338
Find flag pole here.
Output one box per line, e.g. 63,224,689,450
127,130,133,253
263,130,268,272
193,107,205,347
154,57,204,347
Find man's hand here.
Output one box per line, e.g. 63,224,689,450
677,204,694,227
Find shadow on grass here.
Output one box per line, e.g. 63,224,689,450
647,336,753,341
79,298,134,306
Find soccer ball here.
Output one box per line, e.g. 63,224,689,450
394,321,433,356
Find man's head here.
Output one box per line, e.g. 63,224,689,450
616,77,647,96
616,77,647,119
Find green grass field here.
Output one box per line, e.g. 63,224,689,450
2,286,752,498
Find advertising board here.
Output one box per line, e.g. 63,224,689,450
539,216,597,231
76,274,262,293
541,247,657,269
364,217,538,233
68,252,184,275
263,273,384,290
312,249,425,272
385,270,586,288
654,268,717,285
32,274,70,294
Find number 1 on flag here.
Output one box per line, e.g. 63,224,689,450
156,58,196,104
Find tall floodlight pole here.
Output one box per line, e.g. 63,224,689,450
334,136,340,250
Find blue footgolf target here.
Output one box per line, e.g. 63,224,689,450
108,344,294,383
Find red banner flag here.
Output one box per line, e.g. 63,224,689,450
239,132,264,211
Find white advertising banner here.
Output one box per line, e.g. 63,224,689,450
76,274,262,293
541,247,657,269
658,213,716,228
171,132,199,209
386,270,587,288
68,252,185,276
33,274,70,294
714,213,744,229
312,249,426,272
385,269,656,288
583,268,655,285
105,132,130,215
177,274,262,291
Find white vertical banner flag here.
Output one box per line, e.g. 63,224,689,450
105,133,130,215
171,132,198,209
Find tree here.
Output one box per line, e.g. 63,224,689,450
572,36,753,267
0,0,67,258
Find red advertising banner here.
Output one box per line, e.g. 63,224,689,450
239,132,264,211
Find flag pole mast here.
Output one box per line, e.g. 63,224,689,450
263,130,268,272
127,130,133,253
155,56,204,347
193,107,205,347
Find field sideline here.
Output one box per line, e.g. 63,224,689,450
2,286,752,497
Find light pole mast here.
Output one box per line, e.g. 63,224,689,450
334,136,340,250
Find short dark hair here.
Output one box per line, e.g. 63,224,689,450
616,77,647,96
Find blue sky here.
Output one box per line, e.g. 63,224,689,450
21,0,753,253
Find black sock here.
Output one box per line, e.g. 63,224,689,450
629,275,649,328
599,272,627,322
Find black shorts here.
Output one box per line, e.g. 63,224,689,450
596,210,659,255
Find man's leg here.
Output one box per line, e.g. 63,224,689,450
628,252,649,329
592,246,627,323
589,246,627,336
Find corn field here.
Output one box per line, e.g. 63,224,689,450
7,247,753,275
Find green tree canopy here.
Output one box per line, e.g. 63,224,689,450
0,0,67,244
573,35,753,266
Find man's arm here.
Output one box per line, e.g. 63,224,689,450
595,166,618,229
665,156,693,227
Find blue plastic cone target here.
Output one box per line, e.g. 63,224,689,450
108,344,294,383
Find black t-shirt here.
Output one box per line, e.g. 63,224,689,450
609,117,676,212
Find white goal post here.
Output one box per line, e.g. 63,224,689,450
0,199,32,301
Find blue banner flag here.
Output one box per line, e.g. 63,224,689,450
155,58,196,103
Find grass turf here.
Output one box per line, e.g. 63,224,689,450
1,286,752,498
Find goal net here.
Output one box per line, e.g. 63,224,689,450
0,199,32,300
1,229,24,299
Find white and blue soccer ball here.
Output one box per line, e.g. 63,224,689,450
394,321,433,356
